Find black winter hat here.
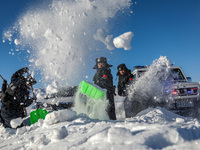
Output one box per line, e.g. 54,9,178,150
117,64,130,76
93,57,112,69
117,64,128,71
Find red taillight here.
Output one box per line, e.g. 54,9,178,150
173,90,178,95
193,88,198,93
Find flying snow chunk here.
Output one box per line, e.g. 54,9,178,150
113,31,134,50
14,39,22,45
94,29,115,50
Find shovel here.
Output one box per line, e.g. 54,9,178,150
30,109,48,125
80,80,106,100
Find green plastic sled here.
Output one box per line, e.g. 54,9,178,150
80,80,106,100
30,109,48,125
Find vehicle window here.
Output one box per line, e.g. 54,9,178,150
138,71,146,77
171,68,185,81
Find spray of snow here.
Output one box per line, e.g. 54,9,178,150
14,39,22,45
73,83,109,120
93,28,115,50
3,0,131,86
46,81,60,94
128,56,173,104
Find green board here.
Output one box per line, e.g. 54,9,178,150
30,109,48,125
80,81,106,100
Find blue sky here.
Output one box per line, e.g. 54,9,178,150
0,0,200,88
0,1,33,80
109,0,200,82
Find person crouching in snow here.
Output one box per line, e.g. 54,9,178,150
0,67,37,128
93,57,116,120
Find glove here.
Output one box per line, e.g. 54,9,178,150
6,83,17,96
25,98,33,107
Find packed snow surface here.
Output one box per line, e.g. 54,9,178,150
1,95,200,150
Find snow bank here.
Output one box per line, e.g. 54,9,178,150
1,103,200,150
44,109,77,126
135,107,185,124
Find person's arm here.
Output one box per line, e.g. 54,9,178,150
1,80,14,106
118,83,123,96
1,80,7,93
24,98,33,107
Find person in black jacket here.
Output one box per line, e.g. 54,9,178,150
1,67,37,128
117,64,134,118
117,64,133,97
93,57,116,120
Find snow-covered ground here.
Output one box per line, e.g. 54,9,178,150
1,0,200,149
1,95,200,150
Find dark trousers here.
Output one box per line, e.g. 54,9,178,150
1,106,24,128
106,91,116,120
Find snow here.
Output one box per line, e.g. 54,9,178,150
113,31,134,50
128,56,173,104
3,0,131,86
93,28,115,50
43,109,77,126
73,84,109,120
10,117,23,129
1,96,200,150
1,0,200,149
14,39,22,45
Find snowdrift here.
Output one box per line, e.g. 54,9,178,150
1,99,200,150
